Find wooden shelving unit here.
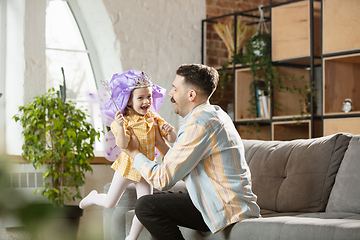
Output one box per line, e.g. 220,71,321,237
323,53,360,116
234,68,267,121
272,66,311,118
322,0,360,136
202,0,360,140
237,124,272,141
272,0,321,63
272,120,311,140
323,0,360,55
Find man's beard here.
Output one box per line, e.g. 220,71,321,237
170,97,179,115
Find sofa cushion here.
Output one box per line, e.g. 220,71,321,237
126,210,360,240
226,215,360,240
326,135,360,213
242,133,352,213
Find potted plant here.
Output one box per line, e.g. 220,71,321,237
13,69,100,238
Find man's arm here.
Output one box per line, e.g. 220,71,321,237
132,122,210,190
122,127,141,159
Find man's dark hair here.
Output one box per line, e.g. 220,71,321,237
176,64,219,98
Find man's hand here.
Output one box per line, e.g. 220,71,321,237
122,127,141,159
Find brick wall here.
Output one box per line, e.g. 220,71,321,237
205,0,272,68
206,0,270,111
206,0,288,112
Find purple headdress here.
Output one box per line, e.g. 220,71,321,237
102,70,166,123
87,70,166,161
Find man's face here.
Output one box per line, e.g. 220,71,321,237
169,75,190,118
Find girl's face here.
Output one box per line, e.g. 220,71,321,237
128,87,153,116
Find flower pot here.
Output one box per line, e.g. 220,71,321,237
19,203,83,240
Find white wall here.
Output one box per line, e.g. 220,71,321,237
102,0,205,129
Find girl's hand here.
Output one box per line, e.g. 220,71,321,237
115,110,125,126
161,123,173,133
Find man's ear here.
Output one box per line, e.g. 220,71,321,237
188,89,197,102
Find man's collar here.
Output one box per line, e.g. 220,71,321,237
180,101,209,125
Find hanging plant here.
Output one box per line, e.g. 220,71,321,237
234,33,275,118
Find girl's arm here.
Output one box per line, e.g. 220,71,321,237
154,119,170,156
114,111,128,149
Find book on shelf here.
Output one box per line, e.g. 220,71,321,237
256,89,269,118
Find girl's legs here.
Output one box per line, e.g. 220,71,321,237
125,177,153,240
79,171,134,209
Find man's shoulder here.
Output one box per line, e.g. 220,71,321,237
193,104,224,116
189,104,224,126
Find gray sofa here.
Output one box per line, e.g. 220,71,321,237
103,133,360,240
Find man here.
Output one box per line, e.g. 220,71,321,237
124,64,260,240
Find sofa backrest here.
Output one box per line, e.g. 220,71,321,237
242,133,352,213
326,135,360,213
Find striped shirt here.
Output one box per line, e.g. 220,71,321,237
133,102,260,233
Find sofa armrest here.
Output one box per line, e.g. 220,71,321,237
103,181,187,240
103,183,137,240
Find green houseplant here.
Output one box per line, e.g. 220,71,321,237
13,72,100,208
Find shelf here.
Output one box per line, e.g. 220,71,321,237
271,0,321,62
272,114,311,121
236,124,271,141
323,53,360,115
235,68,257,120
272,120,311,140
323,0,360,54
272,66,311,117
235,118,271,123
324,117,360,136
235,66,312,121
203,0,360,141
273,57,322,67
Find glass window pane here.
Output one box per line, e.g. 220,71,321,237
46,1,86,51
46,0,103,152
46,49,96,103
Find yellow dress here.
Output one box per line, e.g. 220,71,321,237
111,110,170,182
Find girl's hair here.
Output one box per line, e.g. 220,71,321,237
123,90,134,117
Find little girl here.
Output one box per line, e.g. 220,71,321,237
80,70,176,240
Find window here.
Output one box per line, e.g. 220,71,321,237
0,0,5,154
46,0,103,152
